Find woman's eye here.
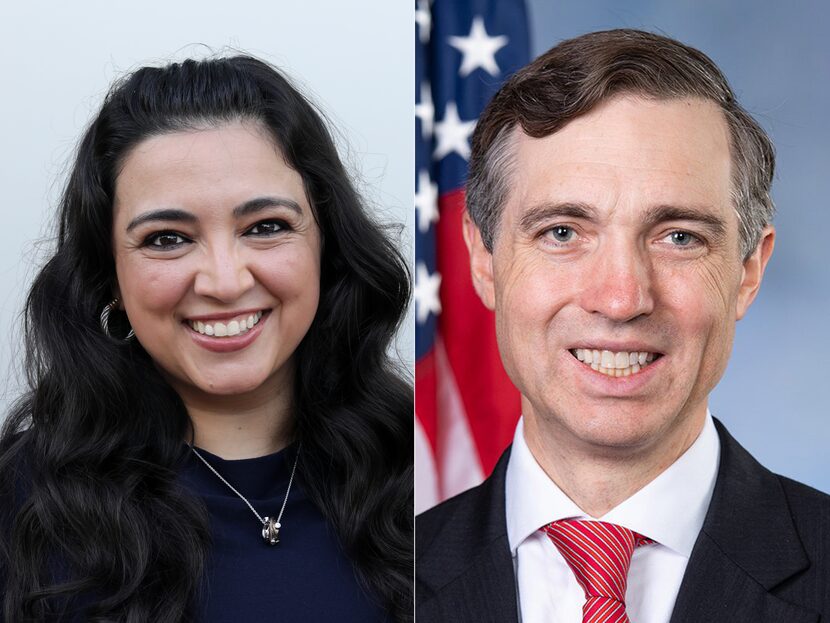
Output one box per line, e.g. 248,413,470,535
667,231,701,247
546,225,576,243
246,221,285,236
145,232,188,249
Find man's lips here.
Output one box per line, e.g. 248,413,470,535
569,347,663,378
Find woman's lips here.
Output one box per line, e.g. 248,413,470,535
187,310,264,337
185,310,270,353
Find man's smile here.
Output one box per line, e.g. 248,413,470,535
569,348,662,377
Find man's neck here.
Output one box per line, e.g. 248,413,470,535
523,408,707,517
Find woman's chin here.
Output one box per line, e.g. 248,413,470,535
196,378,270,398
167,371,277,401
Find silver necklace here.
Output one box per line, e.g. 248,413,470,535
191,443,301,545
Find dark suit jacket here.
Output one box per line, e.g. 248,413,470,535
416,420,830,622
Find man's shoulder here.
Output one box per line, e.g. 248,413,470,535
775,472,830,540
711,419,830,533
692,419,830,618
417,449,510,553
713,418,830,519
417,479,492,558
777,472,830,505
416,449,512,590
416,450,520,621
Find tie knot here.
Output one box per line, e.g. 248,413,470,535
542,519,652,604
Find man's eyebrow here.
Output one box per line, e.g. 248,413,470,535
518,201,728,238
643,204,728,238
125,196,302,232
518,202,597,232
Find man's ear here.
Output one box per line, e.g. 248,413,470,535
462,211,496,310
736,225,775,320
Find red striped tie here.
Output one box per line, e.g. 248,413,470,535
541,520,653,623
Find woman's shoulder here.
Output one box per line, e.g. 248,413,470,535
0,427,34,471
0,428,36,515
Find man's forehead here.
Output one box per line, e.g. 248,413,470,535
505,95,734,224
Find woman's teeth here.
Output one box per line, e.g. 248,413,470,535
571,348,658,377
188,311,263,337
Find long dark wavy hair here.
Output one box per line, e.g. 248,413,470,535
0,56,412,621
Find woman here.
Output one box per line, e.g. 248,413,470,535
0,56,412,621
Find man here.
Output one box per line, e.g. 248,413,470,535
416,29,830,623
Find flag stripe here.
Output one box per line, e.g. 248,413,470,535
414,0,530,511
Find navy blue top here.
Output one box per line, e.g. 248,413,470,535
180,444,388,622
0,443,388,622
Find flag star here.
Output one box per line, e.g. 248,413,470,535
415,169,439,233
415,0,431,44
415,262,442,324
415,81,434,140
448,15,509,77
433,101,476,161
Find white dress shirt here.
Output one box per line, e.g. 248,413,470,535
505,412,720,623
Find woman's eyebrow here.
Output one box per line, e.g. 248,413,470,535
233,196,302,218
125,209,195,232
125,197,302,232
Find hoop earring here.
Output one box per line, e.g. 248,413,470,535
100,298,135,341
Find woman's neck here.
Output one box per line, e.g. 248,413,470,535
178,378,295,460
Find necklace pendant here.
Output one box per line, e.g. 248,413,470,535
262,516,281,545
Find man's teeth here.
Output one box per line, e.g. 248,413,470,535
572,348,657,377
189,311,264,337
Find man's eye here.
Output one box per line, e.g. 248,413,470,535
145,232,188,249
546,225,575,243
667,231,700,247
246,221,285,236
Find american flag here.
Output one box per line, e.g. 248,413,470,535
414,0,530,512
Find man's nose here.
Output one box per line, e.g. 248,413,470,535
576,243,655,322
193,244,255,302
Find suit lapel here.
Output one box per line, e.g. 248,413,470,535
417,450,519,622
670,419,818,623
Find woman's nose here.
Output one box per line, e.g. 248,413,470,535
193,245,256,302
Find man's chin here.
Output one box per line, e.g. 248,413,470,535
530,401,682,453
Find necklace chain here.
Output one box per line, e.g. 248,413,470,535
191,443,301,529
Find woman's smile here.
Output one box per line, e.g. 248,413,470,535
186,309,266,337
185,309,270,353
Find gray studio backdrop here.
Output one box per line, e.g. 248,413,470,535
0,1,414,414
526,0,830,493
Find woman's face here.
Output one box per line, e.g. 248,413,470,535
111,121,322,402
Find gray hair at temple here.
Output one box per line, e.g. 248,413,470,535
466,28,775,261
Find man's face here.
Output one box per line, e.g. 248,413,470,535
466,95,774,459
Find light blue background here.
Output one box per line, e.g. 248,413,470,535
526,0,830,493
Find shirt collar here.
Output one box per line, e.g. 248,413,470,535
506,411,720,558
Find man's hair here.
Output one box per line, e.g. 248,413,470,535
467,28,775,260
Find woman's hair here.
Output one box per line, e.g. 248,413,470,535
0,56,412,621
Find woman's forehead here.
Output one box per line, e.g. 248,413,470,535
112,123,308,224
